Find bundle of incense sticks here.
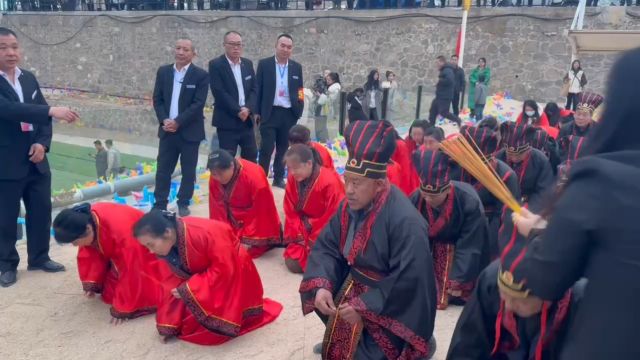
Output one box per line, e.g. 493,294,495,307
440,134,522,214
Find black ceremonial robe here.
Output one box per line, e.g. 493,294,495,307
300,184,436,360
409,181,489,309
519,151,640,360
496,148,553,213
446,261,585,360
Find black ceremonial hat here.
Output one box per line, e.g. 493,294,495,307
344,120,397,179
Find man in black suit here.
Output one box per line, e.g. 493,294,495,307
152,39,208,217
209,31,258,162
0,28,79,287
255,34,304,188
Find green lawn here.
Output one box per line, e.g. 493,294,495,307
48,141,153,191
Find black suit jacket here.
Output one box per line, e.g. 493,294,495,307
255,56,304,123
0,97,50,124
0,69,52,180
152,63,209,143
209,55,257,131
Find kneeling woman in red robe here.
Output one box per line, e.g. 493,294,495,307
283,144,345,273
133,211,282,345
410,149,489,310
53,203,170,323
208,149,282,257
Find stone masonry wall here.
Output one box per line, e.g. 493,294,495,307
1,8,638,133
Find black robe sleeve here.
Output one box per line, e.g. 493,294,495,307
450,183,489,285
521,178,596,301
527,150,554,212
300,201,349,314
446,261,501,360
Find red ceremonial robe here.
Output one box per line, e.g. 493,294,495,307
78,203,170,319
156,217,283,345
516,112,559,139
391,139,420,195
310,141,335,170
387,160,406,194
283,166,345,271
209,159,282,250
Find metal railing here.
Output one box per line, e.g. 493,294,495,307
1,0,622,12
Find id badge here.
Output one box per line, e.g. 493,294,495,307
278,89,286,97
20,122,34,132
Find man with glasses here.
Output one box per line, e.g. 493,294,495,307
209,31,258,163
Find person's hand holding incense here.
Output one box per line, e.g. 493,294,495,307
512,207,548,238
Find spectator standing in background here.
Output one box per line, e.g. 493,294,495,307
325,72,341,137
450,54,466,117
564,59,587,112
381,70,399,122
346,87,368,123
255,34,304,189
468,57,490,117
429,55,461,126
152,39,209,217
209,31,258,163
364,69,382,121
474,74,488,122
311,74,328,142
93,140,108,179
105,139,121,180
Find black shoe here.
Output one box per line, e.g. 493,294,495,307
178,206,191,217
0,270,17,287
27,260,66,273
272,179,286,189
312,342,323,354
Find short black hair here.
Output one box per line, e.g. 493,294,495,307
424,126,445,142
0,27,17,38
478,116,498,131
105,139,113,146
94,140,102,146
207,149,235,171
277,33,293,42
288,124,311,144
53,203,93,244
451,54,458,59
436,55,446,63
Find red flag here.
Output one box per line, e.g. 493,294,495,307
455,28,462,58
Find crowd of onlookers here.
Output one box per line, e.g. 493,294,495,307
3,0,637,11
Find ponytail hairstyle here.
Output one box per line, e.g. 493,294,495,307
53,203,94,244
133,210,177,239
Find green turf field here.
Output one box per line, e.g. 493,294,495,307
48,141,153,191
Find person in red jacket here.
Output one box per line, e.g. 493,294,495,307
208,150,281,258
283,144,345,273
53,203,171,323
404,119,431,154
134,211,282,345
288,124,335,170
516,100,558,139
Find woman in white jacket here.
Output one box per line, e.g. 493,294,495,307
564,60,587,111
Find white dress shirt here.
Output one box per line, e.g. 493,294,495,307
226,56,245,107
170,63,190,120
0,67,32,131
273,58,291,108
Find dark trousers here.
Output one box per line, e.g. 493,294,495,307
475,103,485,122
429,97,461,126
218,128,258,163
259,107,297,182
452,91,461,116
154,135,200,209
0,167,52,272
368,108,380,121
565,93,580,111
